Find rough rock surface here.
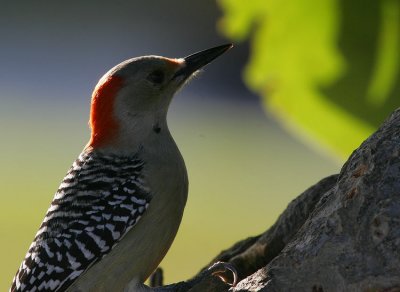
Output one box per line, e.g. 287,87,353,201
156,108,400,291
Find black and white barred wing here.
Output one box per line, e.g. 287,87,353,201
11,152,151,292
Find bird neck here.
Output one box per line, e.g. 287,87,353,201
85,113,175,157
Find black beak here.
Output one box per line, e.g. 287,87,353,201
173,44,233,79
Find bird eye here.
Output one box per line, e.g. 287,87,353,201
147,70,164,84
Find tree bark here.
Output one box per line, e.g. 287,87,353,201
155,108,400,291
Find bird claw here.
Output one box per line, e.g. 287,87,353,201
207,261,238,287
149,267,164,287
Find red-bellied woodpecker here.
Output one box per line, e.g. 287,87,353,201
10,44,233,292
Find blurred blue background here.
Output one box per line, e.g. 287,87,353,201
0,1,338,290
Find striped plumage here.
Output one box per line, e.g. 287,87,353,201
12,151,150,291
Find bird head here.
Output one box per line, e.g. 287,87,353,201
86,44,232,151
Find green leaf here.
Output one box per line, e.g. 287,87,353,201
218,0,400,159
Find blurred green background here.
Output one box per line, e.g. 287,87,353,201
1,0,398,290
220,0,400,157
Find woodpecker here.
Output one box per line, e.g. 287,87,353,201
10,44,233,292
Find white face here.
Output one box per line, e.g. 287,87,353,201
112,56,187,121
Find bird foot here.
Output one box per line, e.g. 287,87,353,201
207,261,238,287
